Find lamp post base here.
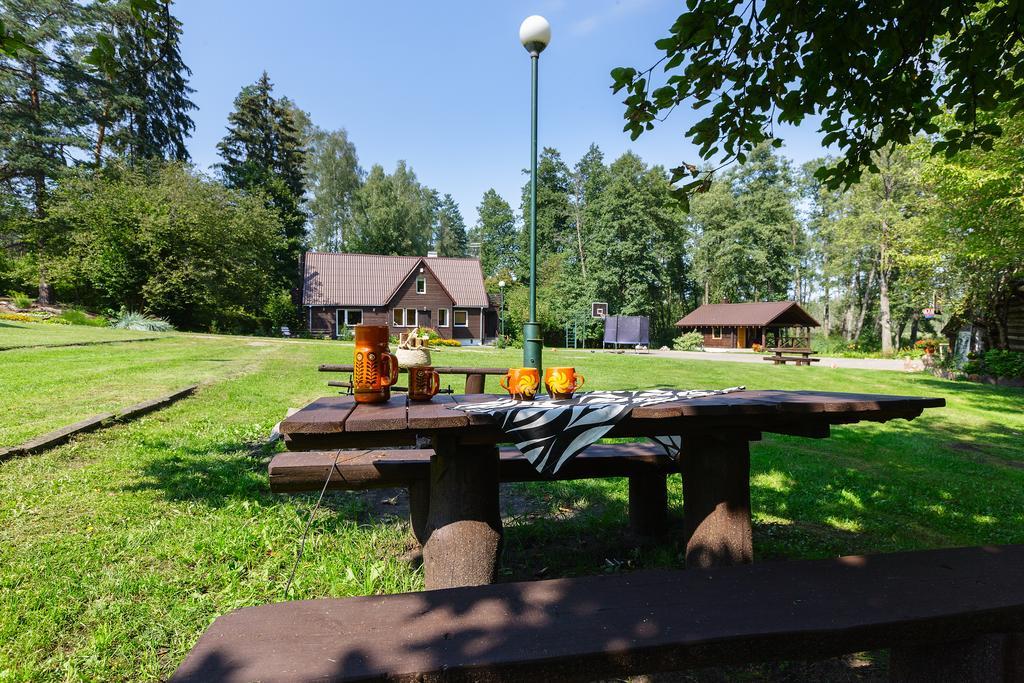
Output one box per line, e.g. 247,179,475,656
523,322,542,372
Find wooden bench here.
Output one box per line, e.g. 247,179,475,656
319,364,509,394
269,443,675,539
171,544,1024,682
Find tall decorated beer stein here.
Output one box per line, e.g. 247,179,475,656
353,325,399,404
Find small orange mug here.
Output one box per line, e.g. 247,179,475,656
408,366,441,402
500,367,540,400
544,367,585,400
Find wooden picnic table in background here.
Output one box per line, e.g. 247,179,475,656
763,348,820,365
279,389,945,589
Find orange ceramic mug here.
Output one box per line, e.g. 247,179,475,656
544,367,585,400
500,367,540,400
408,366,441,402
353,325,399,404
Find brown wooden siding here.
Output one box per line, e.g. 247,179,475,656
451,308,484,340
387,268,455,338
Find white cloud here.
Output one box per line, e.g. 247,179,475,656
570,0,657,36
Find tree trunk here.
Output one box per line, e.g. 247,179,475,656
571,181,587,280
822,253,831,335
879,222,894,355
909,313,920,346
29,58,52,305
852,265,876,342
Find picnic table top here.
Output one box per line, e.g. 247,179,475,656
766,347,816,354
279,389,945,449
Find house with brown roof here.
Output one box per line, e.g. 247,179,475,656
300,252,499,344
675,301,820,350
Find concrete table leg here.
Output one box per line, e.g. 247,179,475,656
421,437,503,589
681,434,753,568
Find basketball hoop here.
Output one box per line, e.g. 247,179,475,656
592,302,608,319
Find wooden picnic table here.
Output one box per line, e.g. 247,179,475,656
764,347,820,365
278,389,945,589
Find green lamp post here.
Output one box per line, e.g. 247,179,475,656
519,15,551,372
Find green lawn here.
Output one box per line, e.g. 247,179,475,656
0,320,160,349
1,326,1022,681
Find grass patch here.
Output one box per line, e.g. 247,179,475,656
0,320,158,349
1,324,1022,680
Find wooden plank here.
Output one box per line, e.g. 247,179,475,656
172,545,1024,683
269,443,676,493
407,393,468,430
0,413,115,462
116,384,197,421
278,396,356,436
343,394,409,432
319,364,508,375
450,393,503,427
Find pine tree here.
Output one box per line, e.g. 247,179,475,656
93,0,196,163
588,152,685,322
519,147,572,273
470,189,518,277
217,72,307,286
433,194,468,257
0,0,98,300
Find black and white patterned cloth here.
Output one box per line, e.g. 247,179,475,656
452,388,745,476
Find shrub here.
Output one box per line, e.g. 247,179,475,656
0,312,39,323
111,309,174,332
428,338,461,347
414,326,441,341
751,342,763,353
672,331,704,351
981,349,1024,379
336,326,354,341
57,309,107,326
8,291,33,309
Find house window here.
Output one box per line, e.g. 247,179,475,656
393,308,418,327
711,326,723,340
416,276,426,294
343,309,362,326
437,308,450,327
453,310,469,327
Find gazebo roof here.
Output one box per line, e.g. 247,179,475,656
675,301,820,328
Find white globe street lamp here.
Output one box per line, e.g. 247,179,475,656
519,15,551,372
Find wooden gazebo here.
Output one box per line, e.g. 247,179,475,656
675,301,820,350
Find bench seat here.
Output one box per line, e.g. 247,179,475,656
171,544,1024,682
762,355,821,365
269,443,675,538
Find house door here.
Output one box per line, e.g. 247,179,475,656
419,309,431,330
737,327,746,348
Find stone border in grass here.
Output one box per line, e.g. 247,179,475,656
0,336,162,352
930,368,1024,387
0,385,198,462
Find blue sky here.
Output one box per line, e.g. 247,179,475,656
177,0,826,225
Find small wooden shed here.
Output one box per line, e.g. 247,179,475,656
675,301,820,350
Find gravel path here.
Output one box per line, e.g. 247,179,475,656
602,348,922,372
